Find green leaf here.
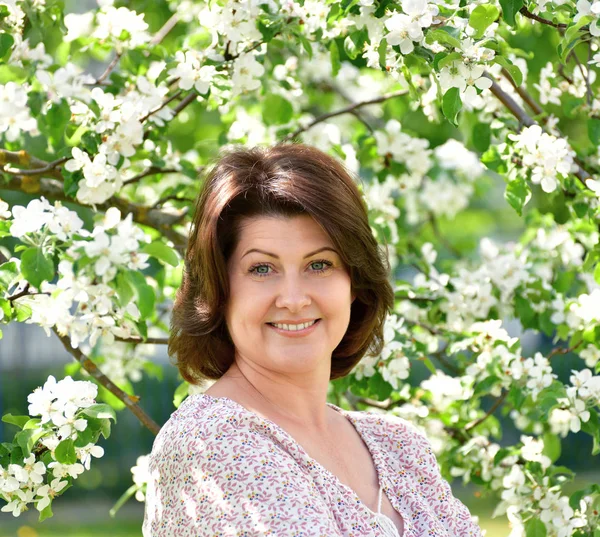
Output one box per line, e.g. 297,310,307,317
141,241,180,268
594,263,600,285
589,118,600,145
43,100,71,143
344,35,358,60
425,27,462,49
558,16,593,62
55,439,77,465
437,51,463,70
115,271,135,308
442,87,462,126
295,32,313,60
38,502,53,522
473,376,500,397
330,40,340,77
262,94,294,126
80,403,117,422
542,432,561,463
20,247,56,289
15,428,45,458
504,178,531,216
125,270,155,320
74,418,101,447
0,32,14,59
62,169,83,199
0,64,27,84
173,381,189,409
2,414,30,429
472,123,491,153
493,56,523,87
0,261,18,289
525,519,547,537
499,0,523,26
468,5,499,38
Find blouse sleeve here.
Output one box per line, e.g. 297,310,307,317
399,419,483,537
142,418,342,537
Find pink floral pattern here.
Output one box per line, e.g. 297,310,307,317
143,394,483,537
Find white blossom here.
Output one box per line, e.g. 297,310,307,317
0,82,38,141
231,53,265,95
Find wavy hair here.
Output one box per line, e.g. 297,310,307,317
169,143,394,385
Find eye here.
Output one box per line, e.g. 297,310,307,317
247,259,334,278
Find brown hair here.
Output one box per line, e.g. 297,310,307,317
169,143,394,385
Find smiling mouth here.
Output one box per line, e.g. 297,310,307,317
266,319,321,332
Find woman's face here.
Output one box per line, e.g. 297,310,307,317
225,214,354,378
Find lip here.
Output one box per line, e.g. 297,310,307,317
268,318,319,324
267,319,321,337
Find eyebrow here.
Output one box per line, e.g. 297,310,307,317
241,246,339,260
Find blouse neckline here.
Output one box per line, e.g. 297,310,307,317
190,393,410,536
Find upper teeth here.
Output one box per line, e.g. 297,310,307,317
271,320,317,331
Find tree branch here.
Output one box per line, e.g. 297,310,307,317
149,13,180,46
500,68,543,116
429,213,461,257
139,90,183,124
171,92,198,119
151,194,196,209
94,52,122,85
570,49,593,106
0,150,66,180
0,175,188,249
518,6,567,29
54,330,161,435
465,390,508,432
429,348,462,375
282,89,409,142
123,166,181,186
486,74,592,187
547,339,584,359
114,336,169,345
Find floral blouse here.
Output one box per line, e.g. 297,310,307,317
142,394,483,537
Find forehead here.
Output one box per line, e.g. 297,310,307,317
234,215,333,252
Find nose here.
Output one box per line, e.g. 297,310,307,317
274,274,311,311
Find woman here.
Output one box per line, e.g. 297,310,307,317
142,144,483,537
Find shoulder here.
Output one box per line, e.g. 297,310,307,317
347,407,431,445
150,394,242,456
148,395,305,478
345,407,437,466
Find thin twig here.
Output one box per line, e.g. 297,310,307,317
557,64,575,85
587,45,593,106
54,330,161,435
123,166,181,186
7,283,30,302
429,348,462,375
571,50,593,107
95,53,122,85
171,92,198,119
2,156,69,177
139,90,183,123
500,68,543,116
150,13,180,46
465,390,508,432
486,73,592,187
518,6,567,30
283,89,408,142
429,214,461,257
0,150,66,180
547,339,584,359
114,336,169,345
151,194,196,209
2,174,188,249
